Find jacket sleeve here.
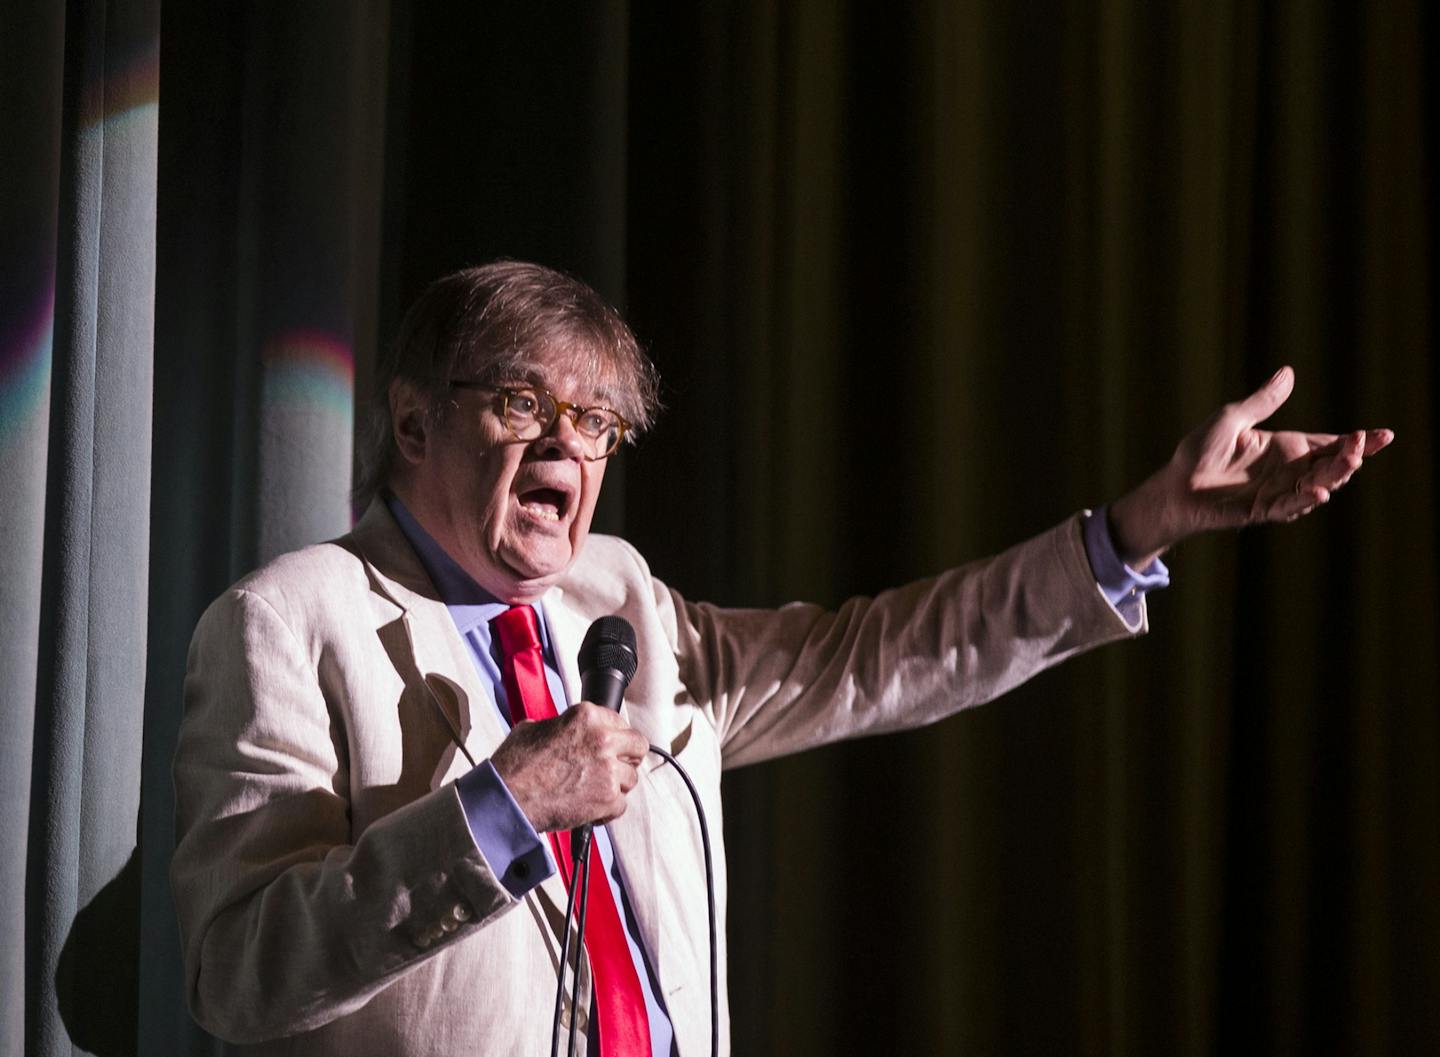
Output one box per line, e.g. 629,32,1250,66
169,587,520,1044
654,514,1146,769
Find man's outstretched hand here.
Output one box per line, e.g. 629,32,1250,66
1108,366,1394,569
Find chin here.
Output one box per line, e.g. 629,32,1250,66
502,548,574,587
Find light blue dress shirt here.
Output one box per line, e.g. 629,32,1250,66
1083,505,1171,626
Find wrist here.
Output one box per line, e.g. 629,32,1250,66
489,750,550,833
1108,471,1176,570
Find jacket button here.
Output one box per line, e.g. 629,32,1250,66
559,1002,588,1032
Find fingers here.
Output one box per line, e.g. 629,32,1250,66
1278,425,1393,522
1231,365,1295,428
1273,475,1328,522
490,704,648,832
1317,431,1364,490
560,704,646,797
1363,427,1395,456
574,702,649,764
1298,427,1392,459
1284,486,1324,524
1298,428,1390,494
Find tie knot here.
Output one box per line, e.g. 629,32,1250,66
491,605,542,658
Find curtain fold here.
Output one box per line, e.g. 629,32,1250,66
137,5,391,1054
3,1,160,1055
0,3,66,1055
625,2,1437,1054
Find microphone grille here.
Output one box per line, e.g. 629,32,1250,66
579,616,639,682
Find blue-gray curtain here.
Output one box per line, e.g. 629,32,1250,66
138,4,391,1054
3,1,158,1055
3,2,386,1054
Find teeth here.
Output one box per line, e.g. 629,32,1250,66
521,503,560,522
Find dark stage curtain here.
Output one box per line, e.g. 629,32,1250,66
2,2,1435,1055
622,6,1438,1055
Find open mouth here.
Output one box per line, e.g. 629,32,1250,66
517,487,569,523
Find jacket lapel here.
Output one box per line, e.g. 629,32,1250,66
544,593,588,713
351,503,673,986
352,504,583,927
348,502,509,775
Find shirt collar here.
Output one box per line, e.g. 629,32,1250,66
385,492,512,635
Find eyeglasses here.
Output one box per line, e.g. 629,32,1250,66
449,381,631,460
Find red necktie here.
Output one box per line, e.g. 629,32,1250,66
491,605,651,1057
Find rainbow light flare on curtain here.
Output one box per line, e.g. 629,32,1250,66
262,328,354,420
258,328,355,559
0,284,54,444
80,40,159,130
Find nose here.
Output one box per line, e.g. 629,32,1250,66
532,410,586,460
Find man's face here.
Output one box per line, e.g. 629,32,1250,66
392,359,613,604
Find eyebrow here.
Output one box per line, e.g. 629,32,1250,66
585,382,628,409
497,362,628,410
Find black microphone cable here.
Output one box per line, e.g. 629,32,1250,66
547,746,718,1057
548,616,718,1057
567,831,595,1057
646,743,718,1057
550,826,589,1057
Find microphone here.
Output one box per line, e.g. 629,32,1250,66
571,616,639,860
560,615,719,1057
578,616,638,713
558,615,641,1057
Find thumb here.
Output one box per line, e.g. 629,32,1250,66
1232,365,1294,427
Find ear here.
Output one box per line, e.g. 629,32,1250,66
390,379,431,465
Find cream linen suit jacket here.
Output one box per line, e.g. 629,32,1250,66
171,501,1143,1056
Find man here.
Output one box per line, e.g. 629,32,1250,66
171,261,1391,1056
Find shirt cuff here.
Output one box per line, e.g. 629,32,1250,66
455,760,555,897
1083,506,1171,628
